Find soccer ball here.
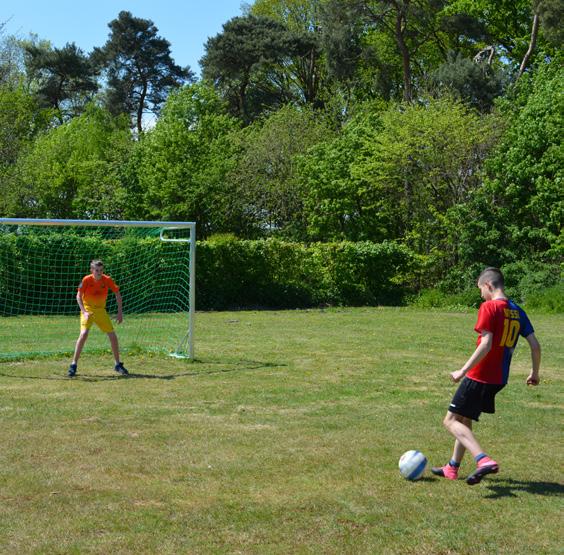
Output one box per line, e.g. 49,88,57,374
399,450,427,480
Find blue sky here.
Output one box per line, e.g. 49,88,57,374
2,1,247,76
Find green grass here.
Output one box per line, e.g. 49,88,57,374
0,308,562,554
0,312,192,360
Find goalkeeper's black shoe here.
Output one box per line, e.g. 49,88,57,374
68,363,77,377
114,362,129,376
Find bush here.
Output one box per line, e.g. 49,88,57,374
0,234,416,314
196,238,416,309
413,260,563,312
412,288,480,310
523,282,564,313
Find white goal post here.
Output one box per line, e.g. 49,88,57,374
0,218,196,361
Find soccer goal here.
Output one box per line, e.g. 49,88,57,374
0,218,196,361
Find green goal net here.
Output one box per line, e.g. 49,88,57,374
0,219,195,361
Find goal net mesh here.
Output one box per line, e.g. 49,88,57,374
0,221,194,361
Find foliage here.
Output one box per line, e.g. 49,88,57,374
0,4,561,300
429,51,510,111
0,83,50,168
453,60,563,265
535,0,564,46
300,96,500,256
298,108,386,241
415,259,563,310
250,0,328,107
227,104,333,238
201,13,326,122
197,237,416,308
6,105,133,218
0,83,53,216
0,232,415,312
524,281,564,312
24,42,98,119
133,83,241,236
441,0,534,66
92,11,193,134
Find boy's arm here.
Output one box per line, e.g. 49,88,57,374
114,290,123,324
524,333,541,385
76,291,90,320
450,330,493,383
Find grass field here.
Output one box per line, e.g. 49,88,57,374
0,308,562,554
0,312,192,360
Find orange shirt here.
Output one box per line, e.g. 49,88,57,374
78,274,119,309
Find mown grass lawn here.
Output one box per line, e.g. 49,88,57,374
0,308,562,554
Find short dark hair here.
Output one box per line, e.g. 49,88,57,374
90,259,104,268
478,267,504,288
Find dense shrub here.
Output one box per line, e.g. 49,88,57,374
0,234,415,314
414,261,563,311
524,282,564,313
196,237,415,309
2,231,559,313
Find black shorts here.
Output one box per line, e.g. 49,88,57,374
448,377,505,421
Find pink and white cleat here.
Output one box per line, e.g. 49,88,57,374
431,464,459,480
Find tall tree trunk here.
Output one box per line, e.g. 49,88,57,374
518,13,540,79
137,80,148,135
395,11,412,102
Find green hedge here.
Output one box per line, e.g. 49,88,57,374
0,234,415,315
196,237,415,309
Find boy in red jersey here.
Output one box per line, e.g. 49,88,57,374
68,260,128,377
432,267,541,485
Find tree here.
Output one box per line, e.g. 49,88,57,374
535,0,564,46
322,0,449,102
0,26,26,87
0,84,49,167
24,42,98,119
135,83,240,236
518,0,564,78
298,108,388,241
250,0,328,107
430,51,508,111
358,97,499,255
93,11,192,134
228,104,332,238
300,97,500,251
441,0,534,69
200,15,298,122
318,0,367,103
0,83,52,216
7,105,133,218
474,60,563,261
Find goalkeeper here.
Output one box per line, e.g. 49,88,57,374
68,260,128,377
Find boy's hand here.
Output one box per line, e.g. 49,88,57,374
450,369,465,383
526,373,539,386
82,311,92,321
115,312,123,324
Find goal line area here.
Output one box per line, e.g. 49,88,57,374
0,219,196,361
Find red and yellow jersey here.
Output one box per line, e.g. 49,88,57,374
78,274,119,309
467,299,534,385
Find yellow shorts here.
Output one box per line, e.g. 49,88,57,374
81,307,114,333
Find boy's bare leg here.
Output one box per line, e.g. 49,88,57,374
72,329,89,364
443,412,483,459
108,331,120,364
451,417,472,463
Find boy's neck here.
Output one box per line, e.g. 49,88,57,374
489,289,507,301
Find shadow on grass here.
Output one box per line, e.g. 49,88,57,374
0,359,286,382
484,478,564,499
